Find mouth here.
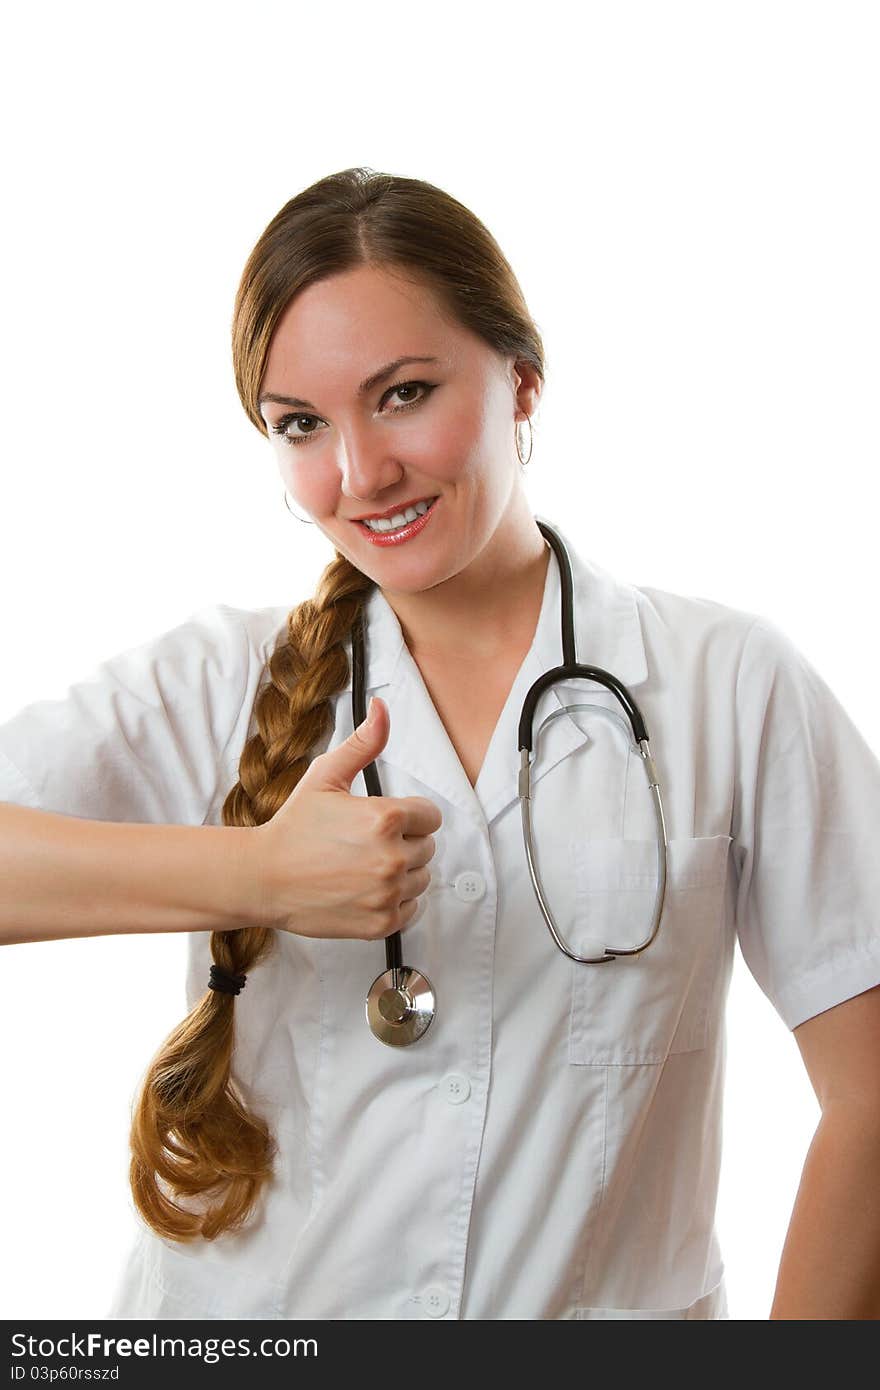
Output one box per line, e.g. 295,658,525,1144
351,495,440,545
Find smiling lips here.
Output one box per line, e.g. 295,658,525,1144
355,495,438,522
353,496,440,545
356,498,437,533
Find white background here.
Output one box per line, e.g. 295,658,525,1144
1,0,877,1322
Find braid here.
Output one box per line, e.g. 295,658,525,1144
128,552,374,1242
126,158,548,1246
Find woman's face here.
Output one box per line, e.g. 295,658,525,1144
258,263,541,593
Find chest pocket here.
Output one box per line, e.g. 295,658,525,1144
567,834,732,1065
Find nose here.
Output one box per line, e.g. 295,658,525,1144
337,423,404,503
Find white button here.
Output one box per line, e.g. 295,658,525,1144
439,1073,471,1104
454,871,486,902
422,1285,451,1317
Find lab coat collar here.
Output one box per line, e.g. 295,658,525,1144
338,514,649,826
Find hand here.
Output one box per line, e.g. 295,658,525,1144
251,696,442,940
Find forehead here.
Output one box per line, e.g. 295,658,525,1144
261,265,470,386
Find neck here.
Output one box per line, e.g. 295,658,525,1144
381,511,551,662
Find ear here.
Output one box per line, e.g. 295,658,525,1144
510,357,543,420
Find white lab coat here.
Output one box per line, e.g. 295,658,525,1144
1,516,879,1320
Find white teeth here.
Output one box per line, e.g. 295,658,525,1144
363,498,435,532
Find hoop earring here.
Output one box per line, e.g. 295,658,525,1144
515,415,533,466
283,489,315,524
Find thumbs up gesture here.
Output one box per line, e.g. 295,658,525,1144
249,696,442,940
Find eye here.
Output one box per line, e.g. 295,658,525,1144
385,380,429,409
270,380,436,448
270,412,326,447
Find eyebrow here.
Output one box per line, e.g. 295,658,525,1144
258,355,442,412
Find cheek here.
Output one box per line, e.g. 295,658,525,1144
278,451,338,510
405,398,490,478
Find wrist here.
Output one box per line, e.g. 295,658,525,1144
221,825,273,932
229,821,298,933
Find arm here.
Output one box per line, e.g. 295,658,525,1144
769,983,880,1319
0,801,260,945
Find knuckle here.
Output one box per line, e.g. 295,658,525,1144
377,908,398,938
377,804,406,836
380,853,406,882
370,880,398,911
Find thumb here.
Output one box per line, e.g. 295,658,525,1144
305,695,389,793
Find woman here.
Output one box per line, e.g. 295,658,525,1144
1,167,879,1320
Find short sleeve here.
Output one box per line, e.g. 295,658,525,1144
732,616,880,1030
0,604,281,827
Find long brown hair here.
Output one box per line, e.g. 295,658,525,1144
127,166,546,1241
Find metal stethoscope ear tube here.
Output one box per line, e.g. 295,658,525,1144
354,518,669,1046
519,709,668,963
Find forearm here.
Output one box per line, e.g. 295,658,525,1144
0,801,259,946
770,1104,880,1319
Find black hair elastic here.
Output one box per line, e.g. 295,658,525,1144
208,964,247,997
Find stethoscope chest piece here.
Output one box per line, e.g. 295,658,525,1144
366,966,436,1047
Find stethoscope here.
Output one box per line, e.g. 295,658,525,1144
352,518,669,1048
